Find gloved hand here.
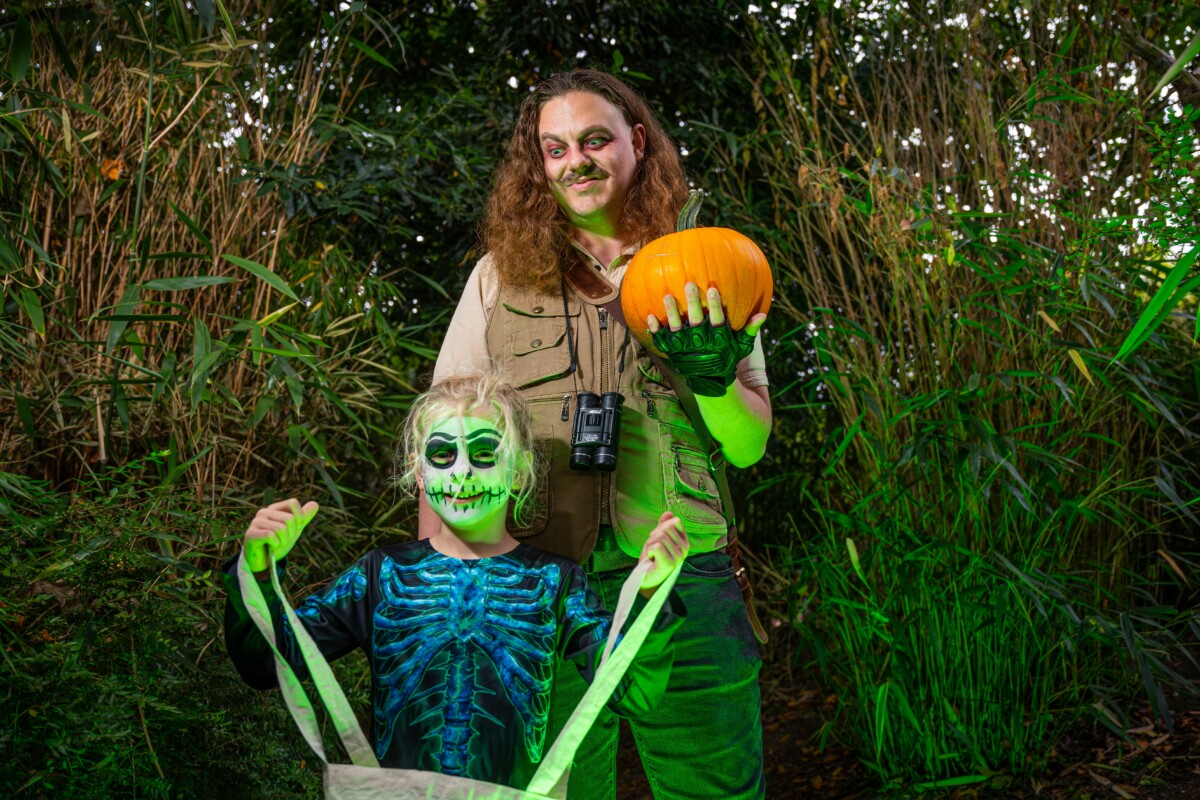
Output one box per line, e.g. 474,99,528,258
243,498,319,574
652,321,756,396
644,283,766,397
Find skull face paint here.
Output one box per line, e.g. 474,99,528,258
421,415,512,535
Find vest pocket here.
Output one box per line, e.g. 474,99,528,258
500,302,579,389
660,428,728,535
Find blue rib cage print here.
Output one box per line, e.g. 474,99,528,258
371,552,562,775
282,564,369,652
293,564,368,622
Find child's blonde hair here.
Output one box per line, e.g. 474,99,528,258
395,372,540,526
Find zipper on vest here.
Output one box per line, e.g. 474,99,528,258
599,305,611,526
642,390,656,418
560,394,570,421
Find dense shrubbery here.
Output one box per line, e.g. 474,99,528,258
707,6,1200,785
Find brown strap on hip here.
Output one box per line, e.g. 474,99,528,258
726,537,769,645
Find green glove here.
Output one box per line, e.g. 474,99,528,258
652,321,756,397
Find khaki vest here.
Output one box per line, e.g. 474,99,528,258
485,278,730,563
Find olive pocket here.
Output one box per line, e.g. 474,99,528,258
500,301,579,390
659,426,728,537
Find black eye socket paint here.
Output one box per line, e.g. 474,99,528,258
468,436,502,469
425,427,504,470
425,434,458,470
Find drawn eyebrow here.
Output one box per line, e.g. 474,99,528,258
426,432,457,444
465,429,501,442
540,126,615,143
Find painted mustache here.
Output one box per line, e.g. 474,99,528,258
564,169,607,186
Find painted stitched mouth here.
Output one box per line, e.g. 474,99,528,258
426,487,507,505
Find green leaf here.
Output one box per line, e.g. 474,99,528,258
1150,31,1200,99
1113,244,1199,362
141,275,235,291
248,395,275,428
190,350,222,406
347,37,395,71
912,775,990,790
15,395,35,437
18,287,45,336
9,15,31,84
45,17,77,81
1154,477,1200,527
221,253,299,301
162,446,213,487
823,411,864,477
105,284,141,354
195,0,216,33
193,317,212,366
168,200,213,253
846,537,868,586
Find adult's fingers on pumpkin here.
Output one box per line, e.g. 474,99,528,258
706,287,726,327
684,282,704,328
662,294,684,332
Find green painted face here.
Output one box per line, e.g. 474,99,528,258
421,414,513,534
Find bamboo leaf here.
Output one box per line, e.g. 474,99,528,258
195,0,216,34
162,446,213,487
1157,549,1190,587
168,200,213,253
221,253,299,301
846,537,868,586
190,350,222,406
1150,31,1200,99
874,681,890,759
347,37,396,71
1153,477,1200,527
193,317,211,365
9,15,31,84
141,275,235,291
15,395,35,436
105,285,141,354
1113,245,1199,362
1037,310,1062,333
17,287,45,337
1066,349,1094,386
258,301,299,327
823,411,864,477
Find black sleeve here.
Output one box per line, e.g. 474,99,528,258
221,554,373,691
557,564,687,718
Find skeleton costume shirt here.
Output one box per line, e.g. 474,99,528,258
222,541,685,789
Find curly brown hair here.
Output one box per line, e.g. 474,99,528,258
482,69,688,292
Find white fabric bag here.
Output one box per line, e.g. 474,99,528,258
236,551,681,800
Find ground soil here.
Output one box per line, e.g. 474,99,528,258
614,677,1200,799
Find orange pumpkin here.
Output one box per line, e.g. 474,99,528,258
621,191,773,355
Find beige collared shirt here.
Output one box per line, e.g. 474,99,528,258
434,243,769,387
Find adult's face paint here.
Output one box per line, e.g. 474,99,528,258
421,415,512,535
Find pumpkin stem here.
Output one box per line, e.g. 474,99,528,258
676,189,704,232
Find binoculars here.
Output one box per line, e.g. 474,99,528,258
569,392,624,472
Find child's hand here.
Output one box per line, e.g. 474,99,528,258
637,512,690,596
243,498,319,574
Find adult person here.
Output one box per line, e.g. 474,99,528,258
423,69,771,800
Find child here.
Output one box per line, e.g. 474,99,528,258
222,372,688,790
